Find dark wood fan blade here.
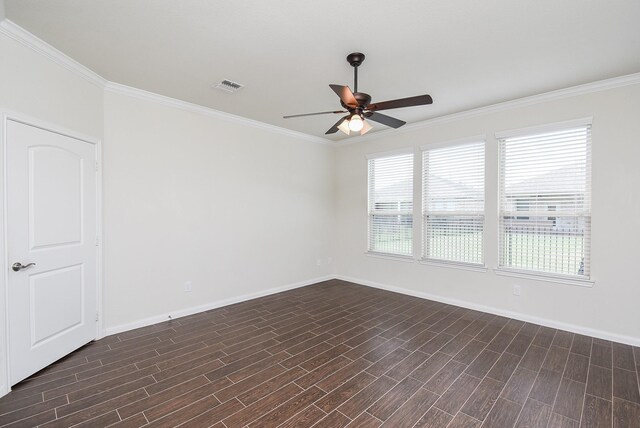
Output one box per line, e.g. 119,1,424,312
325,115,349,134
283,110,345,118
329,84,358,107
367,94,433,111
365,112,406,129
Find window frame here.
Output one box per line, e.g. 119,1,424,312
494,118,594,286
366,148,415,259
420,136,487,269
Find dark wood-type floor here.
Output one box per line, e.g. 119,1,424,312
1,280,639,427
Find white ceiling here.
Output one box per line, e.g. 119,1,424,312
4,0,640,140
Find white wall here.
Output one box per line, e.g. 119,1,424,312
0,22,334,393
0,31,103,137
0,26,104,394
334,83,640,344
1,15,639,401
102,90,334,331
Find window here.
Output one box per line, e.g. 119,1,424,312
498,122,592,278
422,141,485,265
368,152,413,256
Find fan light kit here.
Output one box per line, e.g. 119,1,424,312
284,52,433,136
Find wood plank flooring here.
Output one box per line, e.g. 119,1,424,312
1,279,639,427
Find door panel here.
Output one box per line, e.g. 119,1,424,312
30,146,83,249
7,119,97,385
30,265,84,347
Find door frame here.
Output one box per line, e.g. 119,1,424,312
0,112,103,397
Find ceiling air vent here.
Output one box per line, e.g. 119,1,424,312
213,79,244,93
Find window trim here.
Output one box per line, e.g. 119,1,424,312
420,258,488,273
365,147,414,160
420,134,486,151
365,251,416,263
420,137,487,267
495,118,593,281
493,267,594,287
495,117,593,140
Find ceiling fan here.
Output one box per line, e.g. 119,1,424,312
283,52,433,136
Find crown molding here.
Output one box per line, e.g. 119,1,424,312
0,18,331,145
0,19,107,87
104,82,331,145
2,17,639,147
337,72,640,146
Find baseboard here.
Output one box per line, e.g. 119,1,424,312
99,272,640,346
335,274,640,347
104,275,334,336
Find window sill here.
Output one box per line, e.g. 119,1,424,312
493,268,594,287
365,252,416,263
419,259,487,273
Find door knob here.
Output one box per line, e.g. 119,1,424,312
12,262,36,272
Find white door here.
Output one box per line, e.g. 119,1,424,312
6,119,98,385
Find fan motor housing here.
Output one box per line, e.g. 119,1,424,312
341,92,371,110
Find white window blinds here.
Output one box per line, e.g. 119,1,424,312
498,124,592,278
368,153,413,256
422,141,485,265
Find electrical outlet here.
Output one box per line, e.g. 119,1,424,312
513,284,521,296
184,281,192,293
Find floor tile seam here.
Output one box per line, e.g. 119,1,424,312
314,362,375,397
612,396,640,406
20,358,96,384
60,369,156,409
373,383,434,427
113,408,124,424
604,339,614,428
300,352,357,373
93,349,163,371
52,386,149,426
447,410,482,428
460,337,495,377
214,367,301,404
281,341,351,368
633,347,640,408
0,395,49,417
544,336,585,428
0,406,58,427
291,362,342,392
236,378,307,409
281,404,328,428
245,384,327,428
145,374,212,399
154,356,224,384
520,340,555,428
305,406,336,428
483,329,530,385
169,396,241,428
421,361,471,402
143,391,233,425
310,404,354,427
456,343,526,423
340,396,392,426
9,374,83,402
363,409,384,423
